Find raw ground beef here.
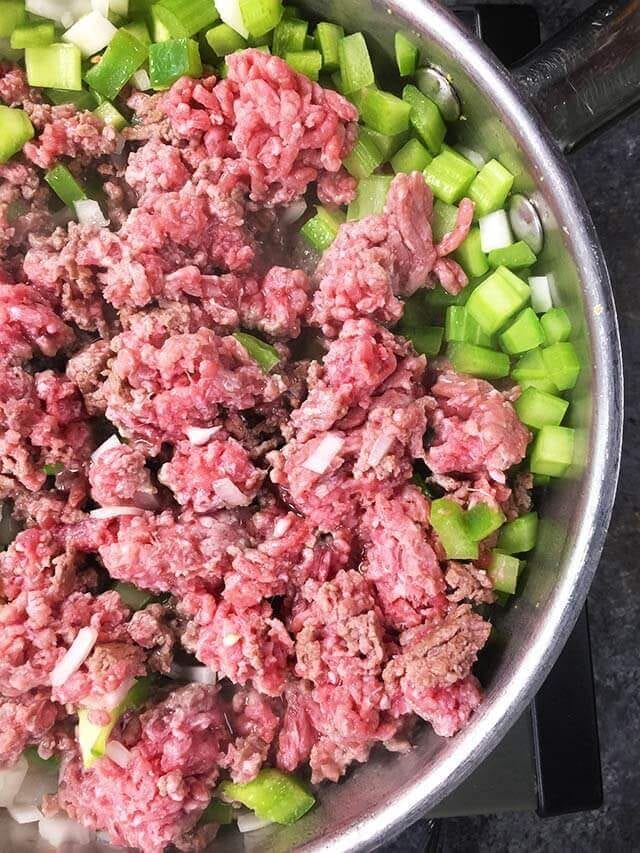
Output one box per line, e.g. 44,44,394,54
0,45,535,853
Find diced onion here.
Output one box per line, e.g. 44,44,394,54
455,145,486,169
215,0,249,38
186,425,220,446
91,0,109,15
63,10,116,57
50,627,98,687
8,804,43,824
237,811,274,833
479,209,513,253
273,516,292,539
89,506,145,519
280,199,307,226
105,741,132,769
90,434,121,463
26,0,91,25
14,766,58,808
0,756,28,807
529,275,554,314
169,663,217,685
367,433,395,467
131,68,151,91
222,633,241,648
213,478,248,507
302,432,345,475
39,816,94,847
74,198,109,228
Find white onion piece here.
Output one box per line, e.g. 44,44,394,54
186,425,220,446
131,68,151,91
222,633,241,647
89,506,145,519
302,432,344,475
14,767,58,808
237,812,274,833
215,0,249,37
63,10,116,57
529,275,554,314
8,804,42,824
74,198,109,228
455,145,486,169
0,756,28,807
213,478,248,507
280,199,307,226
50,627,98,687
39,816,94,847
105,741,132,769
273,516,292,539
90,434,121,463
169,663,217,685
479,209,513,253
367,433,395,467
26,0,88,25
91,0,109,15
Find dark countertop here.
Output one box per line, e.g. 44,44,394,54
385,1,640,850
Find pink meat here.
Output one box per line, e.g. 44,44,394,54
238,266,311,339
66,340,111,417
311,173,472,336
124,138,191,203
0,161,53,263
0,282,73,363
56,685,230,853
23,102,121,169
89,444,156,508
0,689,63,766
426,371,531,483
159,435,264,513
98,510,247,597
52,641,146,708
317,169,357,205
223,686,280,782
0,63,39,107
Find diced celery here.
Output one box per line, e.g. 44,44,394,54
540,307,572,345
362,127,408,161
85,29,148,100
272,16,307,56
468,158,515,217
205,22,246,55
541,342,581,390
488,550,520,594
360,87,411,136
342,127,384,180
43,461,63,476
234,332,280,372
300,205,344,251
499,307,545,355
114,581,153,610
0,105,33,163
511,347,548,382
284,49,322,80
430,498,478,560
454,227,489,278
94,101,127,131
497,512,539,554
155,0,219,37
239,0,283,38
518,376,562,395
44,164,86,206
431,199,459,243
404,325,444,357
514,386,568,430
10,21,54,49
402,83,445,154
530,425,575,477
199,799,234,826
391,137,432,173
394,31,418,76
149,37,202,90
447,341,509,379
488,240,537,270
466,266,530,335
314,21,343,71
218,769,315,825
338,32,374,94
0,1,24,39
347,175,393,220
445,305,493,347
397,290,430,332
46,87,98,109
423,148,478,204
122,18,151,46
25,43,82,91
465,503,505,541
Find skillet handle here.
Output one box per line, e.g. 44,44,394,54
512,0,640,152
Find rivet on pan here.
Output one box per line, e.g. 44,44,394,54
414,67,461,122
508,194,544,255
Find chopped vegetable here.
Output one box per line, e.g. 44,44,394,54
0,0,24,38
499,307,545,355
488,550,520,594
233,332,280,372
44,164,86,206
468,158,515,217
85,28,148,100
514,386,568,430
447,341,510,379
284,48,321,80
346,174,393,220
238,0,282,38
402,83,446,154
454,226,489,278
541,341,581,390
338,31,374,94
205,21,247,55
391,137,432,173
63,10,117,58
215,0,249,39
488,240,537,270
429,498,479,560
0,105,34,164
360,87,411,136
122,18,151,46
394,31,418,76
465,503,505,542
25,43,82,91
300,205,344,252
497,512,539,554
361,127,408,160
43,461,64,475
404,325,444,357
314,20,342,71
540,307,572,345
149,37,202,90
10,21,55,49
272,15,306,56
529,274,554,313
154,0,219,37
94,99,127,129
199,798,234,826
218,768,315,825
423,148,478,204
46,86,97,109
115,581,153,610
466,266,530,335
342,127,384,179
445,305,493,347
530,425,575,477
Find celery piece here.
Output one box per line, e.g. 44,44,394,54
44,164,86,207
85,29,148,100
424,148,478,204
10,21,54,49
338,32,374,94
114,581,153,610
488,240,537,270
540,307,572,345
360,87,411,136
23,746,59,770
497,512,539,554
402,83,446,154
466,266,530,335
284,49,322,81
391,137,432,174
94,100,127,130
347,174,393,220
156,0,219,37
0,1,24,39
514,386,568,430
218,769,315,825
499,307,545,355
300,205,344,252
488,551,520,594
468,158,515,218
541,342,581,391
445,305,493,347
205,21,246,55
395,31,418,76
431,199,459,243
46,87,98,109
430,498,479,560
239,0,283,38
404,326,444,358
272,16,307,56
342,127,384,180
314,21,343,71
43,462,64,476
447,341,510,379
199,799,234,826
530,425,575,477
454,227,489,278
26,43,82,91
149,37,202,90
122,18,151,46
234,332,280,372
363,127,408,161
0,105,33,164
465,503,505,541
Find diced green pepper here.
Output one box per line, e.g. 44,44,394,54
233,332,280,372
497,512,539,554
404,326,444,357
85,29,148,100
488,550,520,594
93,100,127,130
430,498,479,560
0,104,33,164
465,503,505,542
115,581,153,611
43,461,64,476
199,798,234,826
122,18,151,47
45,164,86,207
149,37,202,90
218,768,315,825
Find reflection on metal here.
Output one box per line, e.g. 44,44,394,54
509,194,545,254
415,66,462,121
